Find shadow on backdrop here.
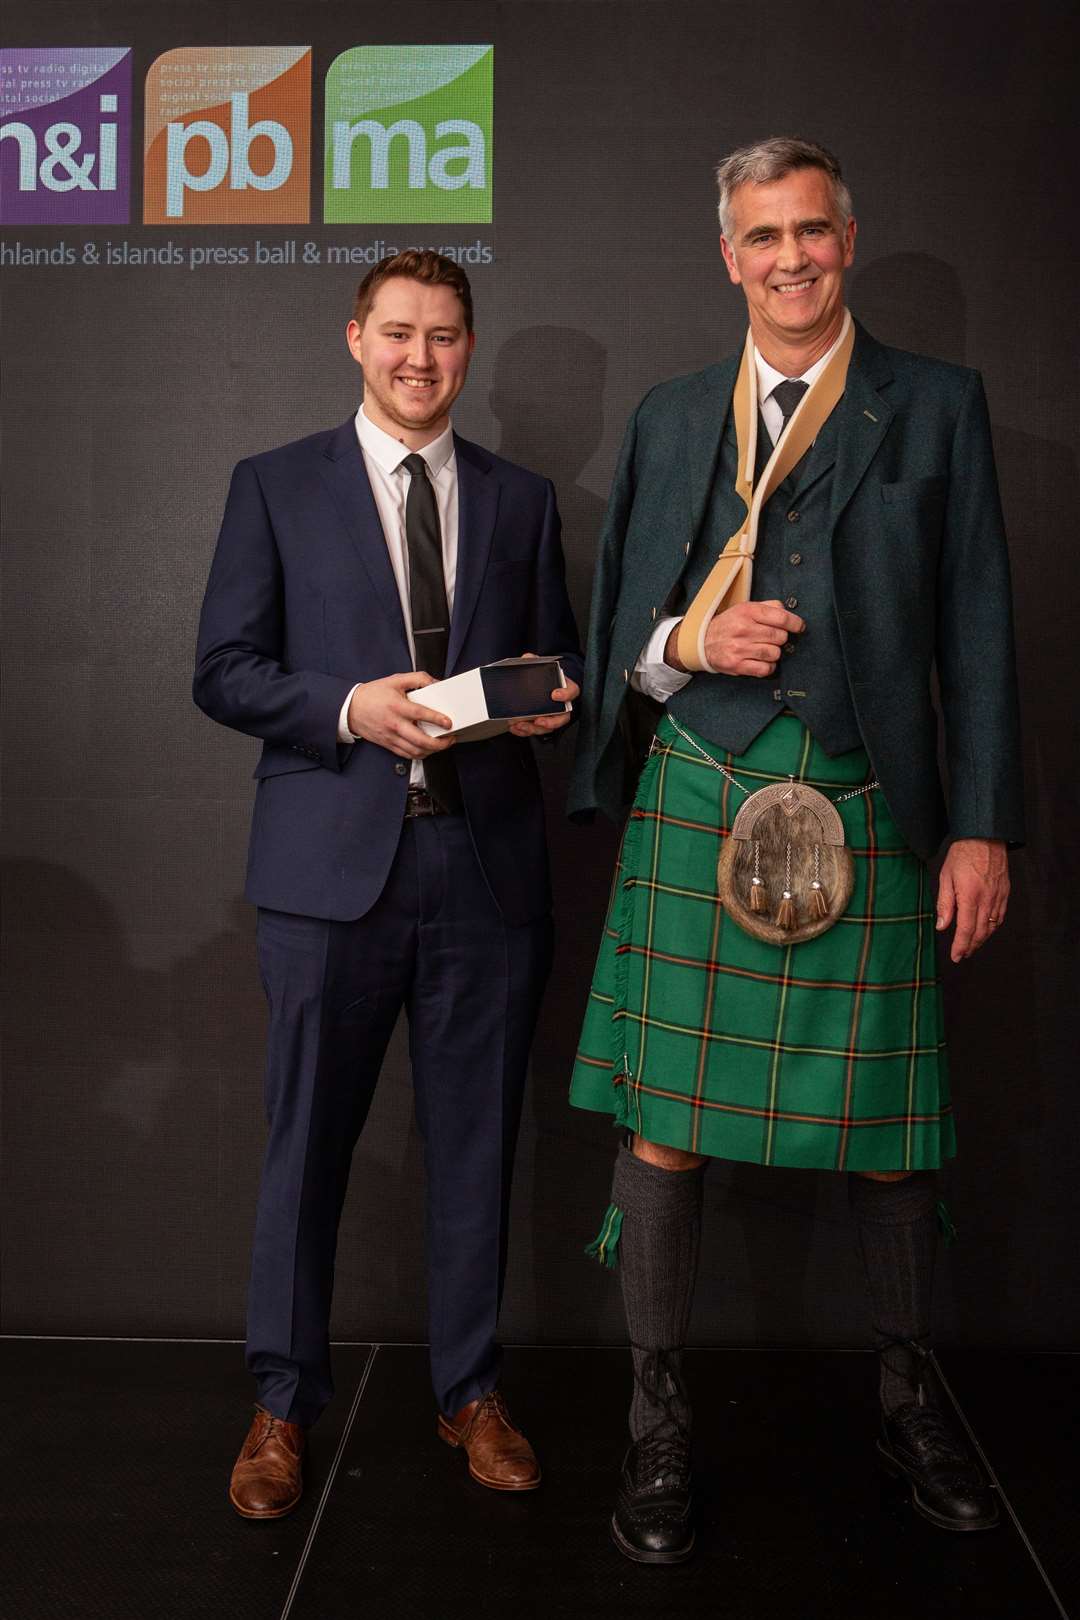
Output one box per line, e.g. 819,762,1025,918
852,255,1079,1341
491,325,626,1343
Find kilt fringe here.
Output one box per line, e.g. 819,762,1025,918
584,1202,624,1269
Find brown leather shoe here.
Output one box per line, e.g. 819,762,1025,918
229,1407,305,1519
437,1390,541,1491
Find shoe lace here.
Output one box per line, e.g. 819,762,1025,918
631,1348,691,1487
466,1390,516,1438
876,1332,936,1402
893,1401,970,1467
252,1408,298,1457
636,1422,691,1488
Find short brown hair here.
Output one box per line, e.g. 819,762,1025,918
352,249,474,333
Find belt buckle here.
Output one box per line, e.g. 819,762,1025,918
405,786,440,818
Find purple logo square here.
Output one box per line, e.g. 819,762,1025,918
0,48,132,225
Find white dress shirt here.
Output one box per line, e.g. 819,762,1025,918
338,403,459,785
633,324,845,700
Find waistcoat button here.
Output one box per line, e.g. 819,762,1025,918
787,510,800,523
789,552,802,565
394,761,408,776
786,596,798,609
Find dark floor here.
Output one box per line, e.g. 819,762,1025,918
0,1341,1072,1620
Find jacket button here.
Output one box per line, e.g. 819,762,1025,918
786,596,798,609
394,761,408,776
789,552,802,565
787,510,800,523
773,688,783,702
623,668,629,682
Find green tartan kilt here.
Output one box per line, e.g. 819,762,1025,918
570,713,955,1172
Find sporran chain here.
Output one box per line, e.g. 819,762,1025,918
662,714,879,805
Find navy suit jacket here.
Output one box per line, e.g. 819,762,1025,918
194,419,583,924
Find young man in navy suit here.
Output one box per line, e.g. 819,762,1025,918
194,251,581,1516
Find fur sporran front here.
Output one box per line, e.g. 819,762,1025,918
717,780,854,945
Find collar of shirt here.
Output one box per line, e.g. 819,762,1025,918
354,402,455,479
753,318,846,409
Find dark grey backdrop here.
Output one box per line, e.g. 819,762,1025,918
3,0,1078,1352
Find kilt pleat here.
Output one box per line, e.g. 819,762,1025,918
570,714,955,1172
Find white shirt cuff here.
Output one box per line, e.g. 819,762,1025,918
338,684,360,743
632,617,693,702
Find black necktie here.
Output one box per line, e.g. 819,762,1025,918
402,453,460,811
403,453,449,679
771,378,809,431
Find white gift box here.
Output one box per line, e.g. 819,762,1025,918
406,656,570,741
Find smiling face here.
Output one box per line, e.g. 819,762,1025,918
346,276,475,446
719,167,856,367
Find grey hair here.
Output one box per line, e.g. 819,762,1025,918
715,138,853,238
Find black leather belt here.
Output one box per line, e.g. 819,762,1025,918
404,785,446,818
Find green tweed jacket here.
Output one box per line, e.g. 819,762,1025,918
568,322,1025,860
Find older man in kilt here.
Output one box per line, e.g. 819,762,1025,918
568,138,1023,1563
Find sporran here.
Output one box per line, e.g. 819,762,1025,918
718,779,854,944
663,717,878,945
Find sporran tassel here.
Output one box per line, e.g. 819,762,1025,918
810,846,828,917
775,840,796,928
749,840,766,911
810,884,829,919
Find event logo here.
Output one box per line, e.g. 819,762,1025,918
143,47,311,224
324,45,492,224
0,48,131,225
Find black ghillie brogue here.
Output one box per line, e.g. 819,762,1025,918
877,1343,999,1532
610,1350,695,1564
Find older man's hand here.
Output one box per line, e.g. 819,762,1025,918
665,600,805,676
936,838,1010,962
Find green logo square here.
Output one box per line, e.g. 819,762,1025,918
324,45,492,224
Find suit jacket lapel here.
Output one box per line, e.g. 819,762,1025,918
318,419,410,650
783,405,842,505
686,355,743,548
447,434,499,673
828,323,894,528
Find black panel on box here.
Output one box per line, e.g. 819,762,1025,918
479,660,565,720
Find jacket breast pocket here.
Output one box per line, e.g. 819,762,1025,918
880,476,947,506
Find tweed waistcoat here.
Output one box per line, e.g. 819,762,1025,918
668,410,863,756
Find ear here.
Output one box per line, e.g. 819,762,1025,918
719,233,742,287
345,319,364,365
842,215,857,269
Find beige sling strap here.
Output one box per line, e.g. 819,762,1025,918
675,311,855,673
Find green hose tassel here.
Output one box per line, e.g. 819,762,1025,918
936,1198,958,1247
584,1202,624,1270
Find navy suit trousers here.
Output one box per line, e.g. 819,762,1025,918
246,813,553,1427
